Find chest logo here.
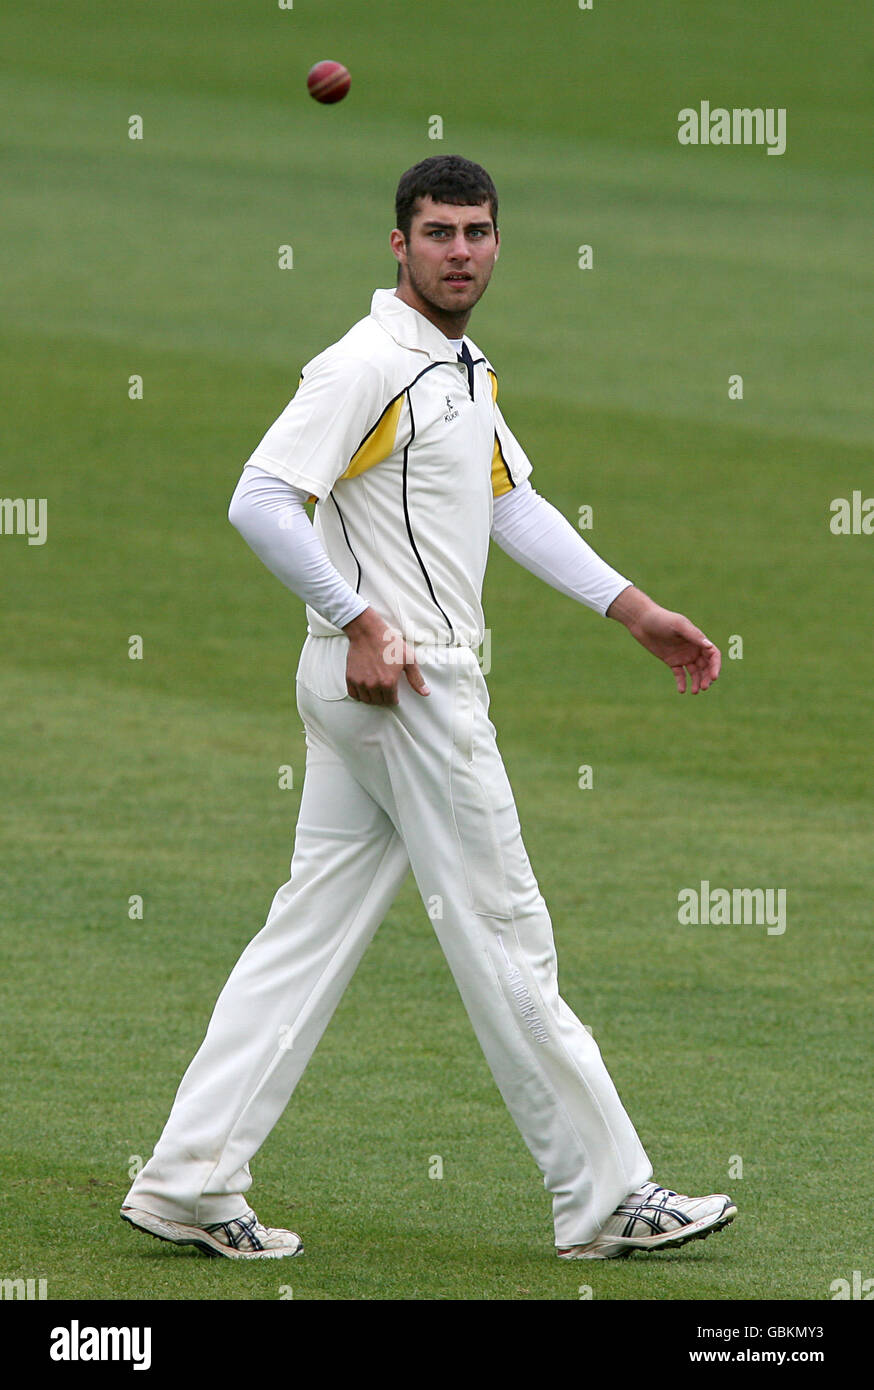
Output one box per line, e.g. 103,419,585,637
443,394,459,423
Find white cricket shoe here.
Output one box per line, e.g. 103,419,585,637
120,1204,304,1259
557,1181,737,1260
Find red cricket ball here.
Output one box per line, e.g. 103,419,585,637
307,60,351,104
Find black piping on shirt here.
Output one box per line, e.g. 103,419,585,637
334,355,486,464
401,388,455,641
330,494,362,592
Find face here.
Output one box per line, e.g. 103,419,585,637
390,195,500,324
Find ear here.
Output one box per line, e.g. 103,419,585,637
389,228,407,267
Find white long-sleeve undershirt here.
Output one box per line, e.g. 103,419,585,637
228,463,632,632
489,481,631,616
228,464,369,631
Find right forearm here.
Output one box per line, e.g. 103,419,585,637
228,465,368,630
342,606,385,639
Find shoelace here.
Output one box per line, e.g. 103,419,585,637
206,1212,266,1251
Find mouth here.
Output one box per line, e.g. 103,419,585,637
443,273,473,283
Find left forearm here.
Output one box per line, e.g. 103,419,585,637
605,584,658,628
490,482,632,617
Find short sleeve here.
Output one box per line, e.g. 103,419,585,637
492,401,534,497
244,354,387,501
486,368,533,498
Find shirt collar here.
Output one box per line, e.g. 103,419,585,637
370,288,463,363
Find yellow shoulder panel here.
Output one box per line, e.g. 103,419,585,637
339,394,405,482
487,369,513,496
491,437,514,497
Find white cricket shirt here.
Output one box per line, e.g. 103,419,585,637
244,288,533,648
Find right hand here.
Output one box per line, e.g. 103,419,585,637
342,607,430,706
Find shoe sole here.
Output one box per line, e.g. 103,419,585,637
558,1202,738,1260
120,1205,304,1260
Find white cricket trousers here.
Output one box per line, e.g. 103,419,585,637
126,635,651,1246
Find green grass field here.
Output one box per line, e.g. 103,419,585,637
2,0,872,1302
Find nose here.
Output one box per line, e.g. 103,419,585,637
446,233,471,260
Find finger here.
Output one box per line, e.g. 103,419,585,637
376,680,401,707
673,614,710,648
672,663,687,694
696,639,720,674
404,660,431,697
696,644,720,691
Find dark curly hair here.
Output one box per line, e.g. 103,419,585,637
394,156,499,241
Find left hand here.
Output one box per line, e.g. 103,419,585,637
607,586,721,694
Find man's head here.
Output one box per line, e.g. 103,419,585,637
391,155,500,332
